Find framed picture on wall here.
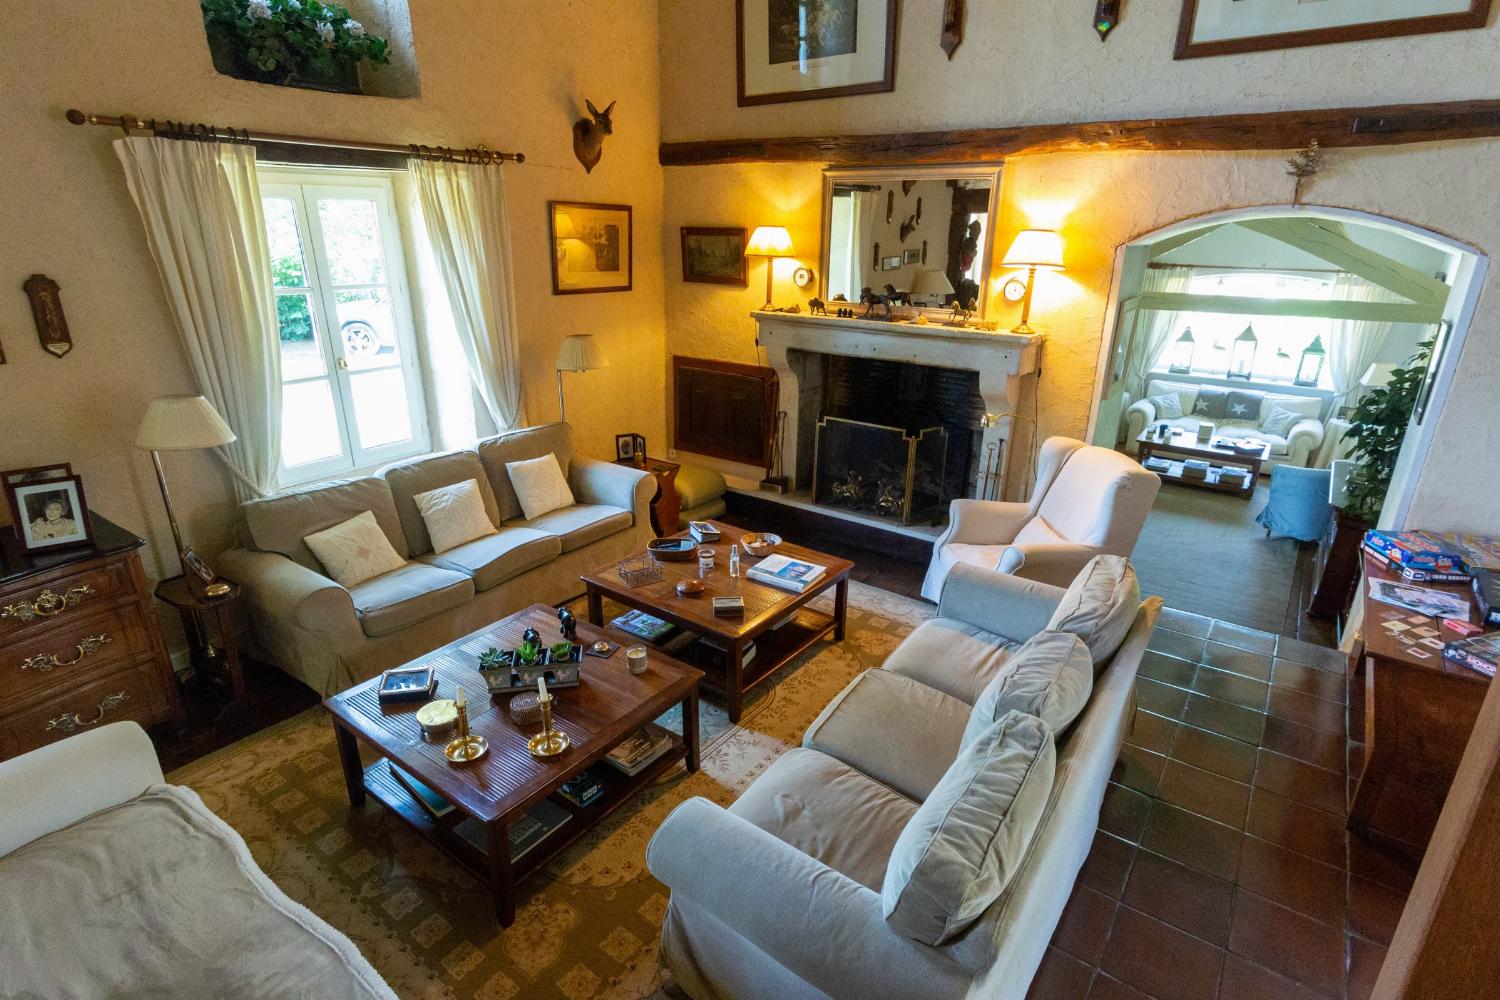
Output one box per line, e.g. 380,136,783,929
550,201,633,295
737,0,898,106
881,255,902,271
902,249,922,265
1176,0,1492,60
681,227,749,285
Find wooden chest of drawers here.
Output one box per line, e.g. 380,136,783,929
0,516,183,760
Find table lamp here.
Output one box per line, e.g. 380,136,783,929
746,226,795,310
1001,229,1066,334
555,334,608,422
909,269,956,307
135,395,236,597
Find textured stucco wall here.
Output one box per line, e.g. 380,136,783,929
0,1,666,581
658,3,1500,528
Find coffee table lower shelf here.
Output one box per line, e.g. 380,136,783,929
360,738,687,914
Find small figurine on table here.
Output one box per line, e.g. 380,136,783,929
557,607,577,642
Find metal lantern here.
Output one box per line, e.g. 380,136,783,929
1227,325,1258,381
1294,335,1327,387
1168,329,1196,374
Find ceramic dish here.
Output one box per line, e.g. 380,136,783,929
740,532,782,557
648,537,698,561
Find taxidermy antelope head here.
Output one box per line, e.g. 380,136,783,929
572,99,615,174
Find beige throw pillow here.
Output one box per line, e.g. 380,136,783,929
883,711,1055,946
1047,555,1140,670
506,454,575,522
303,510,406,589
963,631,1093,747
413,479,497,554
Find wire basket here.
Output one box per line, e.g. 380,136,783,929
617,552,664,588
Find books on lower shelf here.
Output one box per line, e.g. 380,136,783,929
605,723,675,777
746,553,827,593
453,799,571,863
1143,456,1173,475
1443,632,1500,678
611,609,677,643
1180,459,1211,481
389,763,456,821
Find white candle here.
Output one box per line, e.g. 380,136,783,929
456,686,467,710
538,674,548,699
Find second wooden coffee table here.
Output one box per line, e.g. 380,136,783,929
581,522,853,723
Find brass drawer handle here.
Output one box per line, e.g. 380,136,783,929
45,691,129,734
2,585,95,622
21,633,111,673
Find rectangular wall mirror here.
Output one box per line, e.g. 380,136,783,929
820,164,1002,317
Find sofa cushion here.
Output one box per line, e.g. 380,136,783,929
883,711,1056,945
962,631,1093,748
506,454,576,521
1192,386,1230,419
803,670,969,802
883,617,1024,705
413,479,497,555
1143,392,1183,419
506,503,632,553
242,477,408,572
1260,405,1304,438
730,747,917,892
1047,555,1140,669
1224,389,1265,421
382,452,501,556
302,511,408,589
478,423,576,522
418,528,561,592
349,563,474,638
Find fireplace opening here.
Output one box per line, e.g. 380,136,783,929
813,418,949,525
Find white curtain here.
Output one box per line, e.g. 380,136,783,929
114,136,281,499
409,158,525,431
845,190,880,299
1328,273,1402,403
1127,266,1193,397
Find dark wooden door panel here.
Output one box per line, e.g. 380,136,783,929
672,356,777,467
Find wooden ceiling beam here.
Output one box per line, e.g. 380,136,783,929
659,99,1500,166
1136,291,1444,324
1237,218,1451,303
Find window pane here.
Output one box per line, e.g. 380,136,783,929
349,369,414,449
276,293,326,380
317,198,387,285
281,380,345,468
333,288,400,370
265,198,307,287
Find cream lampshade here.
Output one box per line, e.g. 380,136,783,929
555,334,608,422
1000,229,1066,334
135,395,236,596
746,226,795,309
909,269,956,305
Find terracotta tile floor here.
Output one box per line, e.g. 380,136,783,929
1029,609,1419,1000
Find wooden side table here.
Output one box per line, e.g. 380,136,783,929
155,576,246,713
617,456,680,537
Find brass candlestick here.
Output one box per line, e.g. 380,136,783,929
527,692,570,758
443,692,488,763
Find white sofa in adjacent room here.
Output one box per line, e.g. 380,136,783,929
1125,378,1326,472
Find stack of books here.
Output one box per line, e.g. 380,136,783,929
1218,467,1252,488
1142,456,1173,475
747,553,828,593
1181,459,1211,481
604,724,675,777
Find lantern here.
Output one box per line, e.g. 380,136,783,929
1294,335,1327,387
1167,329,1196,373
1227,325,1258,380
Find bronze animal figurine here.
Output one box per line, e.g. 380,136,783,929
860,287,894,320
809,297,827,316
572,99,615,174
884,284,912,307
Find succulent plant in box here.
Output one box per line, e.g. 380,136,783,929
202,0,390,92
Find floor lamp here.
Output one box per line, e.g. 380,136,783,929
135,395,237,597
555,334,608,423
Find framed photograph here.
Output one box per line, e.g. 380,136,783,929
737,0,898,106
681,227,749,285
3,463,73,487
550,201,633,295
902,249,922,265
376,664,436,705
882,255,903,271
615,433,637,462
6,475,93,552
1176,0,1491,60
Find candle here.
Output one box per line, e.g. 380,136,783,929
538,674,548,699
456,686,467,710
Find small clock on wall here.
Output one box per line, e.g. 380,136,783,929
792,266,815,290
1003,277,1028,303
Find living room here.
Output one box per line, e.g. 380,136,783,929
3,3,1499,999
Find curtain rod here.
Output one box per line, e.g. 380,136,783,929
1148,262,1344,275
65,109,524,164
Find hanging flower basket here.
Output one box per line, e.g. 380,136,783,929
202,0,389,95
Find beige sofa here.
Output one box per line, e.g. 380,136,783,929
1125,378,1326,471
648,558,1161,1000
221,422,653,695
0,722,395,999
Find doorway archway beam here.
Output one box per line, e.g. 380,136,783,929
1131,291,1443,324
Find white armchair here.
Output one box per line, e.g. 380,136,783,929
921,437,1160,597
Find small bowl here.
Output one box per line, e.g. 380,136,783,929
740,533,782,557
676,579,705,598
648,538,698,562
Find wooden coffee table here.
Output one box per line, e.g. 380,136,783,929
1136,428,1270,500
581,522,853,723
324,603,702,926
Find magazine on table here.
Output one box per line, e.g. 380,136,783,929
747,553,827,593
610,609,677,642
605,723,674,777
1368,579,1471,620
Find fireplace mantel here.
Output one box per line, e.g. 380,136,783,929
752,311,1044,502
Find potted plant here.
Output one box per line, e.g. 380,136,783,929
202,0,390,94
1342,339,1434,523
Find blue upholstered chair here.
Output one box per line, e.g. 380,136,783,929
1256,465,1333,542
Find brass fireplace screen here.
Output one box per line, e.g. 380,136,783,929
812,416,948,526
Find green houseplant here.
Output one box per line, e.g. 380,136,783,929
1342,339,1433,523
202,0,390,93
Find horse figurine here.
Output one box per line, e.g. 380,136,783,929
859,286,893,320
572,99,615,174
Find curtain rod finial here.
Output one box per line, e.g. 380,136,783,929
65,109,87,125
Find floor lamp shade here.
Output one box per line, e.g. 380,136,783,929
555,335,608,422
135,395,237,450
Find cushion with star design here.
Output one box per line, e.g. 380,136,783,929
1192,386,1229,419
1225,390,1266,421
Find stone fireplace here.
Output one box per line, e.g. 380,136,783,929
753,312,1043,524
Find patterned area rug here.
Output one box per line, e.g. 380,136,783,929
168,583,933,1000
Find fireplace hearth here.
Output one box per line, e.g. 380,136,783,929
813,417,948,525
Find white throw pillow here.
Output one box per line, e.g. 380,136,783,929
506,454,575,521
413,479,497,554
1047,555,1140,669
1144,392,1184,419
963,631,1094,747
1261,406,1303,438
303,510,406,589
